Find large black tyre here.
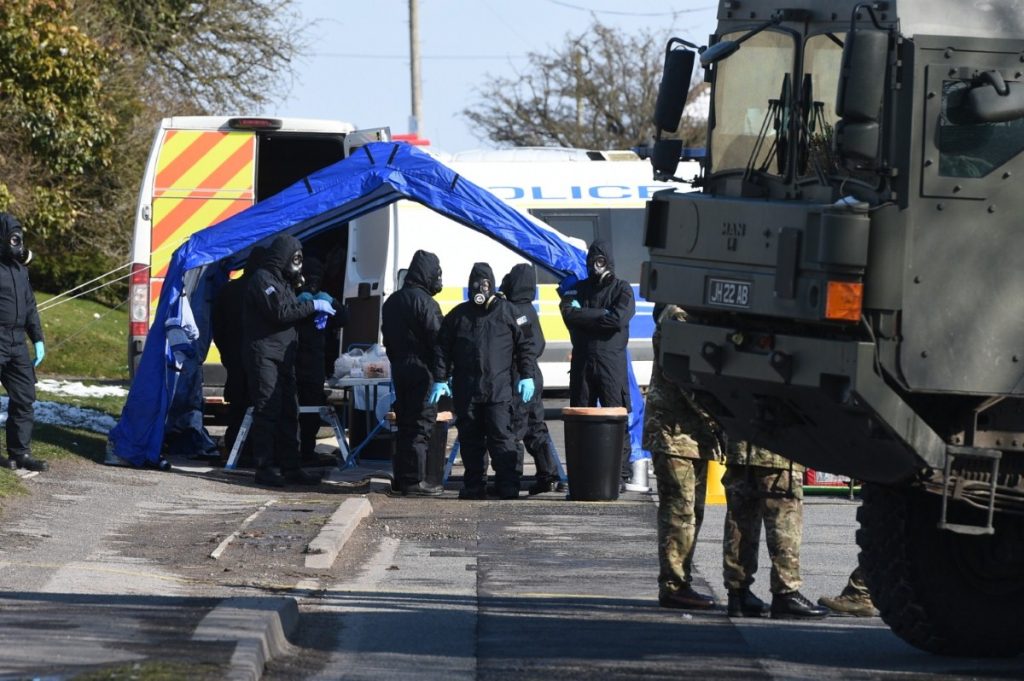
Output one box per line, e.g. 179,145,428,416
856,483,1024,657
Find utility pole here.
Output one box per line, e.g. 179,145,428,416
409,0,423,136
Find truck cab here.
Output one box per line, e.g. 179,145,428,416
643,0,1024,657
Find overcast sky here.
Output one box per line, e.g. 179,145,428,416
275,0,719,153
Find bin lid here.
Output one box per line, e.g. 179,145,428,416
561,406,628,417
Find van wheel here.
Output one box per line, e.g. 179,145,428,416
856,483,1024,657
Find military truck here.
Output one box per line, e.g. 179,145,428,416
643,0,1024,657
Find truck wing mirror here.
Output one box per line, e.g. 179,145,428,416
963,72,1024,123
652,37,699,181
653,38,698,133
834,28,889,167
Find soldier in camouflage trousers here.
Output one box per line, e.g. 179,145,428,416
722,441,828,619
645,305,721,610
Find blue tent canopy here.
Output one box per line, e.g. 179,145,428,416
108,141,645,466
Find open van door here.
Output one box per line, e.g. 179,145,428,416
343,127,392,155
341,127,394,353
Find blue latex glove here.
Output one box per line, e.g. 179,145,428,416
570,299,581,309
557,273,579,297
428,381,451,405
517,377,535,402
33,341,44,367
297,291,314,303
312,298,336,316
313,291,336,305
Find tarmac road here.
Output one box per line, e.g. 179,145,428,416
0,407,1021,680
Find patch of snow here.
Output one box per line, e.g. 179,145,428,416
36,379,127,398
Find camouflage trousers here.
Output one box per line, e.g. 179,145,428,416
722,464,804,594
653,451,708,593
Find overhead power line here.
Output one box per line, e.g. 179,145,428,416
544,0,715,16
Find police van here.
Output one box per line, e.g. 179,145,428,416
127,115,390,386
382,148,693,388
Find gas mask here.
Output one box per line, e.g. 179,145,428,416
284,250,303,284
3,230,27,265
428,267,443,296
470,276,493,307
588,254,611,283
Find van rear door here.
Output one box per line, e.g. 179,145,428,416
340,127,393,353
151,128,257,331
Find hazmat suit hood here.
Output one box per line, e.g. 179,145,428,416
586,239,615,283
263,234,304,284
241,246,268,279
404,249,443,295
468,262,497,307
0,212,28,266
500,263,537,304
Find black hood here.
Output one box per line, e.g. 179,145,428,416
263,234,303,276
468,262,496,306
405,250,441,288
586,239,615,273
500,263,537,303
242,246,268,279
0,212,22,242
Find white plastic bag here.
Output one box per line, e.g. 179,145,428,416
333,348,364,379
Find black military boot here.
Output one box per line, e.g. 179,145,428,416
11,454,48,472
659,585,716,610
527,478,556,495
770,591,830,619
727,588,768,617
0,455,16,470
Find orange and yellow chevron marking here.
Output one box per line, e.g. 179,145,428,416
154,130,255,199
148,129,256,306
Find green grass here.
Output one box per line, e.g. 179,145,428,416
36,291,130,380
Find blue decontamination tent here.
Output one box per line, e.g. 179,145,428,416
107,141,647,467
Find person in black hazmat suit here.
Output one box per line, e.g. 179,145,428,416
211,246,268,463
380,250,446,497
434,262,536,500
499,263,563,495
242,234,336,487
0,212,47,472
295,256,347,465
559,239,636,484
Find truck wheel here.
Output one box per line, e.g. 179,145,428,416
856,483,1024,657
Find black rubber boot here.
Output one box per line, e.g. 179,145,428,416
11,455,48,472
283,468,322,485
254,466,285,488
403,481,443,497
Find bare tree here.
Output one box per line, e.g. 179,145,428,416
464,20,706,150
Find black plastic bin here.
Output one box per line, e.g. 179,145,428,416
562,407,628,501
423,411,453,486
